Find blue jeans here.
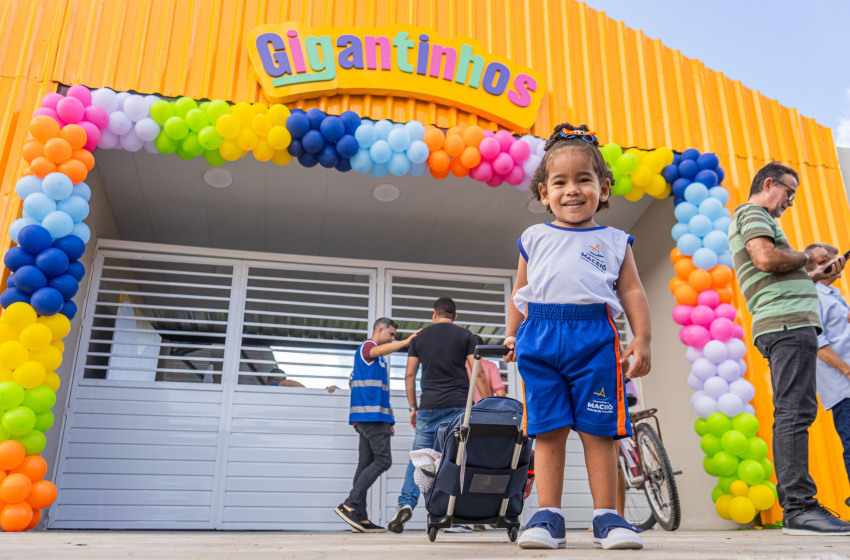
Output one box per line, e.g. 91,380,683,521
831,398,850,488
398,407,464,509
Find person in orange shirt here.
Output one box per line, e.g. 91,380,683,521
465,335,507,402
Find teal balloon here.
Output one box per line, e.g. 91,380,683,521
12,429,46,455
2,406,37,436
33,410,54,432
22,385,56,413
0,381,25,409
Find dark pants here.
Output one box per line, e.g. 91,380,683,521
755,326,819,518
344,422,392,520
831,398,850,490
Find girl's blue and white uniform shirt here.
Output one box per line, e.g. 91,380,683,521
513,223,634,317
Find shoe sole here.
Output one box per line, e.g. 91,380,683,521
518,528,566,549
783,527,850,536
593,537,644,550
334,507,365,533
387,508,412,534
352,528,387,533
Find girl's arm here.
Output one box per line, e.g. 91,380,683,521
504,255,529,363
617,245,652,378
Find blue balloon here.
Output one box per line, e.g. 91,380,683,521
287,139,305,157
70,223,90,245
72,181,92,202
67,261,85,281
317,145,340,168
350,149,373,173
9,219,40,244
369,140,392,164
339,111,361,135
387,128,411,152
716,167,725,184
671,223,690,241
286,112,310,139
406,141,430,164
672,178,691,198
408,162,428,177
678,159,699,180
387,153,411,176
52,236,86,261
306,108,326,130
684,182,709,205
373,120,393,140
674,201,699,223
699,197,725,220
60,299,78,320
297,152,319,168
0,288,30,308
319,116,345,143
370,162,389,178
692,247,719,271
694,169,718,187
673,153,681,165
354,123,377,148
403,120,426,141
290,108,305,115
6,274,15,289
4,247,36,272
13,265,47,294
30,287,64,316
718,252,734,268
301,130,325,154
42,211,74,239
713,216,732,233
42,172,73,200
681,148,701,161
47,273,79,299
335,158,352,172
335,135,359,158
35,248,70,277
661,164,679,184
677,233,703,256
673,196,686,206
703,230,729,254
697,152,720,170
18,225,53,255
708,186,730,205
688,214,713,237
15,176,43,199
57,196,90,223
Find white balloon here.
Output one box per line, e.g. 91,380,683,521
687,372,704,391
729,378,755,403
108,111,133,135
717,392,744,417
692,358,717,382
703,340,729,364
143,140,159,154
119,131,144,152
144,94,160,108
135,118,160,142
97,129,119,149
737,359,748,375
686,346,704,363
693,395,719,419
691,389,707,404
703,376,729,399
717,359,742,382
726,338,747,361
743,403,756,416
116,91,130,110
123,95,149,122
91,88,119,113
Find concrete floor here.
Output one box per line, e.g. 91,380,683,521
3,530,850,560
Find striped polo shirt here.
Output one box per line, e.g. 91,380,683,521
728,203,820,340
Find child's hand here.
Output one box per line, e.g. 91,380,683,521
621,337,651,378
503,336,517,363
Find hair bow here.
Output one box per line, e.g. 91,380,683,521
560,128,597,143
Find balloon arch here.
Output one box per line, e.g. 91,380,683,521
0,86,774,530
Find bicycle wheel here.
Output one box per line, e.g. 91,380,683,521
635,422,681,531
619,439,656,530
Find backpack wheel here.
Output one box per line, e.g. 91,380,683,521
508,526,518,542
428,526,438,542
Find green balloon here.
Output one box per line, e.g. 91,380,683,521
759,458,774,479
712,451,739,476
181,132,204,157
611,176,633,196
22,385,56,413
0,423,9,440
12,429,46,455
616,153,639,175
198,126,223,150
175,143,194,161
763,480,778,498
206,99,231,122
703,455,719,476
0,381,25,409
150,100,176,126
742,437,769,460
718,475,739,493
155,132,178,155
198,101,211,112
185,108,210,132
706,412,733,437
164,116,189,141
2,406,37,436
720,430,748,456
203,149,226,167
174,96,199,118
33,410,54,432
737,459,766,485
732,413,759,438
604,142,623,162
700,433,723,457
711,485,725,502
694,418,709,436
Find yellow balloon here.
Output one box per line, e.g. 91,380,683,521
251,114,272,137
0,323,20,343
728,496,757,524
51,340,65,354
38,314,71,339
657,146,675,166
252,138,275,162
655,184,672,199
267,126,292,150
730,480,749,497
219,139,244,161
624,184,645,202
236,128,259,151
643,151,665,174
625,147,644,164
29,345,62,372
215,114,241,139
0,340,30,370
19,323,53,351
267,104,290,126
3,302,38,330
231,102,255,127
0,367,13,383
747,484,776,511
645,174,667,197
13,360,47,389
251,103,268,115
42,371,61,392
631,165,652,187
272,150,292,166
714,494,733,520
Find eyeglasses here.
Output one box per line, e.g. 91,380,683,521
774,179,797,202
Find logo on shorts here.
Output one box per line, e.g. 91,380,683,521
580,243,607,272
587,386,614,414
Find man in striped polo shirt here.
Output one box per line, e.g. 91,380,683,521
729,161,850,535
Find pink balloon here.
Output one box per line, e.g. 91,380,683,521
478,137,500,160
678,326,690,345
33,107,61,122
486,173,504,187
709,317,735,342
672,304,694,326
483,129,494,137
472,161,494,182
732,324,745,340
696,289,720,308
41,93,64,110
690,305,715,327
57,96,85,124
714,303,737,321
494,130,514,152
493,152,514,175
84,105,109,130
509,139,531,163
686,325,711,350
67,85,92,107
505,164,526,185
79,121,101,152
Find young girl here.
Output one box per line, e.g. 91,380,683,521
505,123,652,550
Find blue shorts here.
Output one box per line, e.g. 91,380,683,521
516,303,631,439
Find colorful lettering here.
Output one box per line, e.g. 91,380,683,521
256,33,291,77
365,36,391,70
337,35,364,69
508,73,537,108
429,45,456,80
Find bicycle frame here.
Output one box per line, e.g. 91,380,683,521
619,408,662,489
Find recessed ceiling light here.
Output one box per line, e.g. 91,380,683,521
527,199,547,214
203,169,232,188
373,183,400,202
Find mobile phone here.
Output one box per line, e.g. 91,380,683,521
823,249,850,275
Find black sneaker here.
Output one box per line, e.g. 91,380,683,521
334,503,366,532
783,505,850,535
359,519,387,533
388,505,413,534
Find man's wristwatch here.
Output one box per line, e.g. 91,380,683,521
409,406,418,412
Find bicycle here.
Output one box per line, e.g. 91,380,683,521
618,397,682,531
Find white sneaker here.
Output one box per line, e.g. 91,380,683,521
592,513,644,550
518,510,566,549
445,524,473,533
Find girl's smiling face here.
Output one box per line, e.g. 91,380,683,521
538,147,610,229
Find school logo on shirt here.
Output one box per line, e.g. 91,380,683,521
587,386,614,414
580,243,607,272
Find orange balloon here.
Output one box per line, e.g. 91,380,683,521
688,269,713,292
24,508,41,531
446,125,465,138
670,247,685,263
60,124,87,150
717,285,734,304
0,473,32,504
460,146,481,168
428,149,451,172
674,257,696,280
444,134,465,157
711,265,733,288
669,276,687,295
29,156,57,178
0,441,26,471
430,166,450,180
22,140,44,162
0,502,33,532
22,167,34,176
450,157,470,178
73,148,95,171
58,158,87,183
674,284,699,306
29,115,60,144
423,128,445,151
10,455,47,482
25,480,57,510
462,125,485,147
43,137,72,164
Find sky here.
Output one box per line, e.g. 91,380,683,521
581,0,850,147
